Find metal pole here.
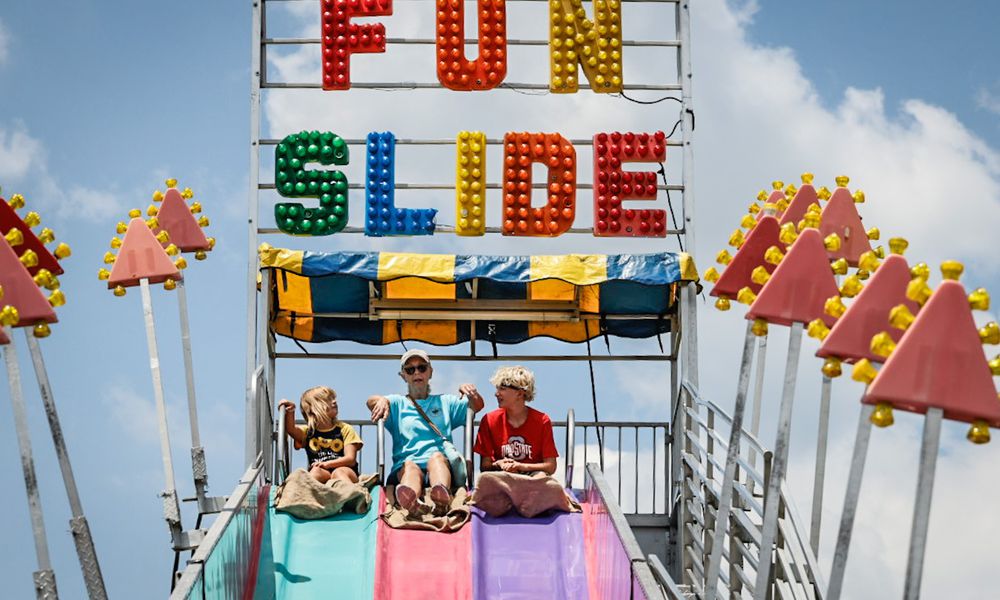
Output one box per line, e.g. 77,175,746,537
746,335,767,494
176,280,210,507
903,407,943,600
810,375,832,555
24,333,107,599
704,321,757,599
753,322,804,600
4,328,59,598
245,0,263,467
139,279,183,535
826,403,875,600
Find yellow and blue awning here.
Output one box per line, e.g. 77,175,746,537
259,246,698,346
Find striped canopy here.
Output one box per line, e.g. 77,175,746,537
259,246,698,346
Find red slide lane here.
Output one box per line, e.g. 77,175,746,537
373,492,473,600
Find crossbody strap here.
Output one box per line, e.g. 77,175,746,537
408,397,448,441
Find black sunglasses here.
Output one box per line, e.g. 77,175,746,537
402,364,429,375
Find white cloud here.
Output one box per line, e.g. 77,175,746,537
0,19,9,66
976,86,1000,117
0,123,44,180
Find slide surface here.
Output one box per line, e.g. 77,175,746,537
269,487,381,599
472,507,590,600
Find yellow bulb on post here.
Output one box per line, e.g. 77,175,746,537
830,258,849,275
32,269,52,288
870,402,894,428
784,183,798,197
206,237,216,250
146,204,159,217
772,180,784,191
852,190,866,203
872,246,885,259
840,275,863,298
181,188,194,199
152,190,164,202
714,296,731,311
38,228,55,244
940,260,964,281
756,190,768,202
750,266,770,285
967,420,991,444
103,251,116,264
751,318,769,337
716,249,732,265
198,216,210,228
97,268,110,281
736,287,757,305
968,288,990,311
856,269,871,281
889,304,916,330
163,278,177,291
113,285,126,297
910,263,930,281
128,208,141,219
906,278,932,306
801,172,815,184
806,202,822,215
155,230,170,244
110,237,122,249
728,229,745,248
835,175,850,188
870,332,897,358
32,322,51,338
164,244,179,256
824,233,842,251
146,217,159,230
779,223,798,245
887,237,908,256
166,178,178,188
48,290,65,308
858,251,880,272
807,318,830,340
0,305,20,326
867,227,881,241
988,355,1000,376
195,250,208,261
776,199,789,212
703,267,720,283
54,243,71,259
764,246,785,265
817,186,832,201
8,193,25,209
979,322,1000,345
748,203,761,215
822,357,843,378
116,221,128,234
825,295,847,318
740,214,756,229
20,250,39,268
5,228,24,246
190,202,202,214
24,212,41,227
175,257,188,270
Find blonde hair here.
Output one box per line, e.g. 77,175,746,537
300,386,338,433
489,366,536,401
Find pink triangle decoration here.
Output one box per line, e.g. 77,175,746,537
154,188,210,253
0,238,57,326
711,215,783,298
778,183,818,228
820,188,872,267
747,228,840,327
107,218,182,288
0,197,63,276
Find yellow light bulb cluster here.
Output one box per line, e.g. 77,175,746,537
888,237,908,255
739,213,756,229
988,355,1000,376
703,267,720,283
784,183,797,198
870,331,897,358
857,250,880,273
8,193,25,209
128,208,141,219
807,318,830,340
549,0,623,93
455,131,486,236
980,322,1000,345
716,249,732,266
851,359,876,384
967,420,990,444
940,260,964,281
839,275,863,298
750,266,770,285
164,278,177,291
906,278,932,306
779,222,798,245
5,228,24,246
870,402,894,427
830,258,848,275
748,203,761,214
2,193,72,273
20,249,38,268
190,201,202,214
801,172,814,185
817,186,832,201
888,304,915,330
852,190,866,203
736,286,756,305
33,269,59,291
764,246,784,265
771,180,784,190
968,288,990,311
821,357,842,378
910,262,930,280
835,175,850,188
728,228,745,248
751,317,768,337
823,233,842,251
0,305,20,327
867,227,881,241
824,295,847,318
714,296,731,311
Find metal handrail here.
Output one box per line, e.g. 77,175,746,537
376,418,386,484
565,408,576,487
464,406,474,488
275,406,290,484
648,553,687,600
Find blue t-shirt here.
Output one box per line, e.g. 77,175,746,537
385,393,468,475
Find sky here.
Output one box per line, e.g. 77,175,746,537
0,1,999,598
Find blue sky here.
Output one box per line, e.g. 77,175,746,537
0,1,998,598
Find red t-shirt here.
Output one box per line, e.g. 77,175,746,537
474,407,559,462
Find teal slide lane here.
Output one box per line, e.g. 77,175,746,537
266,487,381,600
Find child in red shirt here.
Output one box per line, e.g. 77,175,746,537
474,366,558,475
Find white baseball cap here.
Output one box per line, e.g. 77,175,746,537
399,349,431,370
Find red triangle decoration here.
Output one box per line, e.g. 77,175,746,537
864,280,1000,425
107,218,182,288
817,255,920,363
712,215,783,298
155,188,210,253
778,183,818,228
820,188,871,267
0,239,57,326
756,189,787,221
0,196,63,276
747,228,840,327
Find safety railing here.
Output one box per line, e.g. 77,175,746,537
172,454,269,600
272,411,669,516
676,381,824,600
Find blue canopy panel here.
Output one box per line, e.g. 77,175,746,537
258,247,699,346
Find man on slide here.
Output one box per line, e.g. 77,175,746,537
368,349,485,510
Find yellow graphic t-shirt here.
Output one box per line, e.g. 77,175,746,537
298,422,363,471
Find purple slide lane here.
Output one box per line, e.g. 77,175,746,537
472,507,590,600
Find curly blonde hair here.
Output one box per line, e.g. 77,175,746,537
300,386,338,433
489,366,536,401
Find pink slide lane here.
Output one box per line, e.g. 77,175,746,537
373,492,473,600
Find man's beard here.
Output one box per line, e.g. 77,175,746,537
407,382,431,399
